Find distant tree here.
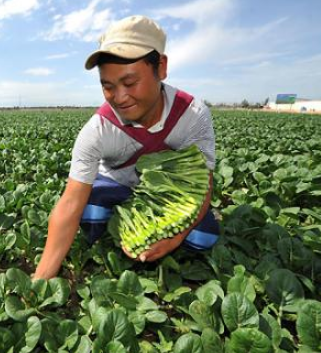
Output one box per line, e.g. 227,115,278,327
203,99,213,108
241,99,249,108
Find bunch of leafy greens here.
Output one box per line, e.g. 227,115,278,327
108,145,210,257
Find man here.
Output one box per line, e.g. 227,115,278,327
34,15,219,280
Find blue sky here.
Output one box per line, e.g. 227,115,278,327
0,0,320,107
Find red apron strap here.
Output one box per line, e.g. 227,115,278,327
96,89,194,168
161,90,194,136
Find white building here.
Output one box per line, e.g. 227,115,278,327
266,99,321,113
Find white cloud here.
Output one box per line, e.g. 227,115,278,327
151,0,291,74
297,53,321,65
155,0,233,70
200,52,321,103
168,76,224,90
0,80,102,107
150,0,234,71
0,0,39,21
223,51,288,66
43,0,114,42
154,0,232,23
24,67,54,76
53,14,62,20
45,52,77,60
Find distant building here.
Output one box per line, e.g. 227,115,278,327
266,98,321,113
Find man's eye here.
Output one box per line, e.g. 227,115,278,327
124,81,136,87
103,84,113,91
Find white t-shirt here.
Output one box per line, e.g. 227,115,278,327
69,83,215,187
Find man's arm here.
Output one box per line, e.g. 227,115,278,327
33,178,92,280
122,173,213,262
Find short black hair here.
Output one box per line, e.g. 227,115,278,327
97,50,161,76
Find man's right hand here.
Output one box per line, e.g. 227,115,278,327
33,178,92,280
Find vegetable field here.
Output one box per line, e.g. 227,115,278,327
0,108,321,352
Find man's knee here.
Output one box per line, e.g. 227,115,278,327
183,210,220,250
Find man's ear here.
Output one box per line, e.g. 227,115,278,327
158,55,168,80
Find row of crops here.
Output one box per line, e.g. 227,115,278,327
0,108,321,352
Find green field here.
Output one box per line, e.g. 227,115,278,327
0,108,321,352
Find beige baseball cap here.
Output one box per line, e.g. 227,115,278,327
85,15,166,70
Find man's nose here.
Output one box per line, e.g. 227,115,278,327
114,86,128,105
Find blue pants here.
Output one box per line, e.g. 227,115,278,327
80,174,220,250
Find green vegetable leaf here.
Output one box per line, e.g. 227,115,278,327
74,335,92,353
195,280,224,306
145,310,168,323
6,268,31,297
297,300,321,350
38,277,70,308
228,327,273,353
259,313,282,349
108,291,137,310
181,261,212,281
117,270,144,296
139,278,158,294
0,327,15,352
128,311,146,335
189,300,215,329
98,308,139,352
107,340,127,353
13,316,42,353
57,319,79,350
173,332,203,353
107,251,123,275
221,293,259,332
201,327,223,353
265,269,304,311
227,265,256,302
5,295,36,322
137,296,159,312
90,277,116,306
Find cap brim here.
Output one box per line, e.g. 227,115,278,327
84,44,154,70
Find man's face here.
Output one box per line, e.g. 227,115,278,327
99,55,167,128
